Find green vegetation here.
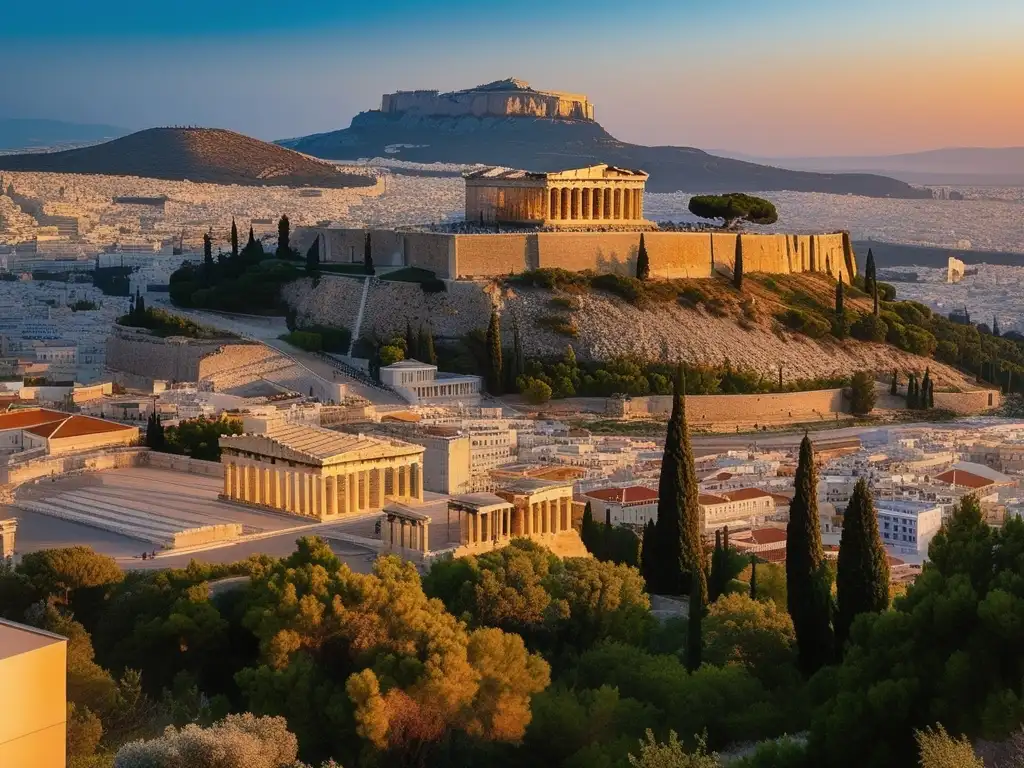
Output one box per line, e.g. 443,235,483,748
834,479,889,654
280,323,351,354
536,313,578,337
70,299,98,311
848,370,876,415
380,266,446,292
687,193,779,228
636,232,650,281
510,268,682,308
733,235,744,290
580,503,642,567
486,308,503,395
158,415,242,462
117,302,220,339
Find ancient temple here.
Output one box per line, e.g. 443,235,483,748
464,164,649,228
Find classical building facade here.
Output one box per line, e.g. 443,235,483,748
219,424,424,521
379,359,482,405
381,78,595,121
464,164,648,228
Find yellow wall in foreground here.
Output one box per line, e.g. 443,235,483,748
0,625,66,768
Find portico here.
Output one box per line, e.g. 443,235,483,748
464,164,649,228
219,423,424,521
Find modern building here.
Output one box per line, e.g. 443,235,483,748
0,618,67,768
876,500,944,563
219,423,425,521
378,359,482,406
464,164,649,228
580,485,659,530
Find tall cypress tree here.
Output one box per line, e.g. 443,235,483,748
921,367,932,410
687,567,704,672
508,313,524,391
786,435,834,675
636,233,650,281
835,478,890,655
890,369,898,396
993,315,1001,337
927,376,935,409
277,215,291,258
733,235,744,290
749,555,758,600
864,248,876,297
581,502,598,553
640,518,657,591
907,374,919,409
203,232,213,278
305,234,320,275
709,530,724,602
835,275,845,316
230,218,239,259
405,320,417,361
419,324,437,366
364,232,375,275
653,364,707,601
872,277,880,317
486,309,503,396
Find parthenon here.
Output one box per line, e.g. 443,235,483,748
464,164,649,228
219,424,424,521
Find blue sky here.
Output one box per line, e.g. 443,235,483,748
3,0,1022,155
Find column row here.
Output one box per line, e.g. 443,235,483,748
520,497,573,537
547,186,644,222
386,516,430,554
464,506,515,546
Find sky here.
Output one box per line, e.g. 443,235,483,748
3,0,1023,156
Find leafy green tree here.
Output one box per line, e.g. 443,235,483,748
18,547,123,602
636,233,651,281
276,215,291,258
378,344,404,367
145,412,166,451
162,415,242,462
363,232,374,275
915,725,984,768
733,236,744,290
703,593,799,690
652,365,707,601
521,376,552,404
786,436,833,675
688,194,779,228
849,371,876,416
629,729,719,768
486,309,504,395
834,479,890,654
687,570,704,672
230,218,239,259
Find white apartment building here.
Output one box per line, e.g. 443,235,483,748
876,500,943,563
699,488,775,533
580,485,659,530
470,427,513,477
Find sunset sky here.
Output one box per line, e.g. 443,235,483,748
4,0,1022,156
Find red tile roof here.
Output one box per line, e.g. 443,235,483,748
23,414,134,439
748,528,787,545
722,488,773,502
932,469,995,489
584,486,659,504
0,408,68,430
699,493,729,505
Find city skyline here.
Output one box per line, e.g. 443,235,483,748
3,0,1023,156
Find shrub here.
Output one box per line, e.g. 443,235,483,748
379,345,404,366
850,313,888,343
936,340,959,364
679,286,707,307
777,309,830,339
704,297,732,318
512,268,590,292
590,273,645,305
521,377,553,404
905,328,938,357
536,314,578,337
890,301,928,326
849,371,877,415
549,296,576,310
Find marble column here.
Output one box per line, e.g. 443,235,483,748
360,470,369,510
414,463,423,501
223,463,232,497
595,186,603,220
421,521,429,553
582,188,590,220
325,475,336,517
560,188,569,220
348,473,358,516
318,477,327,518
292,472,301,515
524,504,533,536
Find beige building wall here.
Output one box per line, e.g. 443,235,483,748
614,388,847,425
418,433,471,494
0,619,67,768
933,389,1001,414
47,427,139,456
455,234,533,278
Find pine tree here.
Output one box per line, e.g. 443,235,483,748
686,566,704,672
364,232,374,275
640,519,657,590
993,315,1001,337
653,364,708,600
419,324,437,366
890,369,899,396
786,435,834,675
733,235,744,290
636,233,650,281
485,309,503,396
276,215,291,258
305,234,320,275
230,218,238,259
749,555,758,600
405,320,417,361
835,478,890,655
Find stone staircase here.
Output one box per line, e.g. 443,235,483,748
347,277,372,356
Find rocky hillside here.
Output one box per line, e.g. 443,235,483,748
283,271,974,391
0,127,375,188
282,111,930,199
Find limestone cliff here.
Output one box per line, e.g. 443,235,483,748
382,78,595,121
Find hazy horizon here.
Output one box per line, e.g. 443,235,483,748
4,0,1022,156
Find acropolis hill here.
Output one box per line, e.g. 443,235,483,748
381,78,596,121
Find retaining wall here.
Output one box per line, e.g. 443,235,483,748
933,389,1001,414
105,325,261,383
145,452,224,477
610,389,848,426
3,447,146,486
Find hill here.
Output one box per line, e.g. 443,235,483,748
0,118,127,150
281,78,930,199
0,127,375,188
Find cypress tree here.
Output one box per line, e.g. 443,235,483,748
486,309,503,395
835,478,890,655
581,502,598,553
636,232,650,281
405,320,417,361
230,218,238,259
864,248,876,297
653,364,708,600
786,435,834,675
305,234,320,275
203,232,213,277
508,313,524,391
364,232,375,275
733,235,744,290
419,324,437,366
993,315,1001,337
921,367,932,410
927,376,935,409
890,369,898,396
906,374,918,409
687,567,704,672
835,275,845,316
277,215,291,258
247,225,256,249
640,518,657,588
709,530,724,602
749,555,758,600
872,277,880,317
135,292,146,318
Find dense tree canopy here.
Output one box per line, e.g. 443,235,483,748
687,194,779,228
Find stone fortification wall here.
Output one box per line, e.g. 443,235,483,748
381,87,594,121
3,447,145,487
933,389,1001,414
610,389,846,427
455,234,534,276
710,232,854,283
105,326,261,383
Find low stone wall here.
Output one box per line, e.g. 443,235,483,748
145,451,224,478
3,447,146,486
611,389,847,427
171,524,241,549
933,389,1001,414
105,325,262,384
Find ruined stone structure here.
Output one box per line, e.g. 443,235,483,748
219,424,425,521
381,78,595,121
464,164,648,227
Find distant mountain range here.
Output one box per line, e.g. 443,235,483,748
0,118,127,151
712,147,1024,186
0,127,375,188
281,113,931,199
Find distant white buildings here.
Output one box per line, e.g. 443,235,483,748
379,359,482,406
876,500,943,563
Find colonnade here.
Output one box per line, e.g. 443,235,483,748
383,513,430,554
449,495,574,548
547,185,644,223
222,458,423,520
